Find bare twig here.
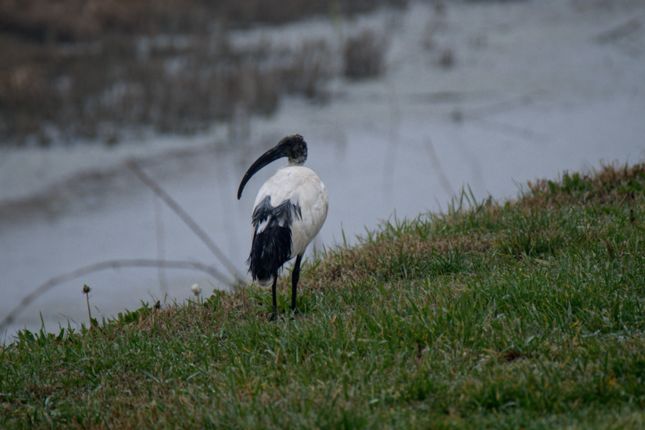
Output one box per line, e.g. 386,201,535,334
459,92,539,120
127,160,243,284
0,258,230,331
469,117,549,143
594,18,641,44
153,196,169,298
82,284,95,327
382,75,401,199
425,138,455,197
455,92,550,143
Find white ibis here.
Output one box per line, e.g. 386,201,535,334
237,134,328,319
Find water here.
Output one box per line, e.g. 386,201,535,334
1,0,644,340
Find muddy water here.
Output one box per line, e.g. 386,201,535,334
2,95,642,340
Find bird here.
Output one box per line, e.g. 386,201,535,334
237,134,328,320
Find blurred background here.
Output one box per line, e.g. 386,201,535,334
1,0,644,338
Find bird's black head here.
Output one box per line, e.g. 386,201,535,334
281,134,308,165
237,134,308,199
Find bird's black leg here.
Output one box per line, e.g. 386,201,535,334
291,254,303,313
270,274,278,321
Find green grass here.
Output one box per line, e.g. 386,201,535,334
1,164,644,429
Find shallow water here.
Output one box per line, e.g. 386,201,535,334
1,0,644,340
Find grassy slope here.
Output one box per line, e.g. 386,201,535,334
1,164,644,429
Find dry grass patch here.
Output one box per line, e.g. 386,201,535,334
525,163,645,208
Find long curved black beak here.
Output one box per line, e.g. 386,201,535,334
237,144,288,199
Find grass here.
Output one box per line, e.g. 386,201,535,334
1,163,644,428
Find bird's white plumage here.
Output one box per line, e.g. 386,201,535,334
254,165,328,258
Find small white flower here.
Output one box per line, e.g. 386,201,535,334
191,283,201,296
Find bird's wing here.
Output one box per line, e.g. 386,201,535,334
253,166,328,258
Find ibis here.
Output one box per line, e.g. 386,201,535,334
237,134,328,319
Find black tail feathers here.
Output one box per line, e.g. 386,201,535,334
248,225,292,282
247,196,301,283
